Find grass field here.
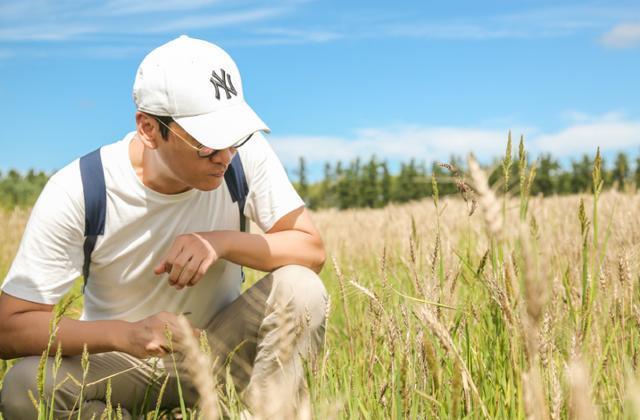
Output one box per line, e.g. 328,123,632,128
1,152,640,418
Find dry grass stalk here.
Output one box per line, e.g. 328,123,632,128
451,358,463,418
523,368,550,420
417,307,490,419
248,296,302,420
486,272,517,332
519,223,547,362
0,207,30,273
175,315,219,420
419,331,440,391
467,156,503,239
349,277,400,356
549,359,563,420
518,223,551,420
440,162,478,216
626,374,640,419
539,310,553,370
566,357,597,420
407,235,427,298
332,257,353,350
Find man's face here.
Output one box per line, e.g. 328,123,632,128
154,120,236,192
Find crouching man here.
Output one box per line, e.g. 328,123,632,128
0,35,327,419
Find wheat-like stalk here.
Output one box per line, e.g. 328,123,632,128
417,306,490,419
566,357,597,420
468,156,503,240
175,315,219,420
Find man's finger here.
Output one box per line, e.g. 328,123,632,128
188,254,215,287
154,261,171,275
186,259,209,287
168,253,191,285
156,241,184,277
176,258,200,289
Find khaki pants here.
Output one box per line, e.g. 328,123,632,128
0,265,327,419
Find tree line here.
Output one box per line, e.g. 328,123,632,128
293,149,640,210
0,170,49,209
1,147,639,210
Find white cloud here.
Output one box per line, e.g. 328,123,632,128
0,0,292,42
244,27,343,45
532,114,640,156
2,1,639,46
600,22,640,48
269,125,513,166
268,113,640,167
376,5,640,41
0,24,100,41
144,8,286,33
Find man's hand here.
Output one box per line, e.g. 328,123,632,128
153,233,224,290
122,311,200,359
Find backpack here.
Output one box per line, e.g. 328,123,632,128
78,147,249,289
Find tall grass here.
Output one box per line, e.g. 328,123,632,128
1,138,640,418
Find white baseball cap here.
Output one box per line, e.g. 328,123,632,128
133,35,270,150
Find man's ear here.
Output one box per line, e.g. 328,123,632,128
135,112,160,150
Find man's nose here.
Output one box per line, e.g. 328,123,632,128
213,147,234,165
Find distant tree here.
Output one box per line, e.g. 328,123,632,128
556,171,573,194
612,152,630,189
635,155,640,189
318,162,333,208
532,154,560,195
0,169,50,208
347,158,362,207
395,160,421,202
416,160,430,199
296,156,308,201
335,161,353,209
361,156,380,208
380,160,392,206
570,155,593,193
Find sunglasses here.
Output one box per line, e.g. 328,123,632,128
155,117,254,159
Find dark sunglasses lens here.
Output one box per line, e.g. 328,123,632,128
197,147,217,158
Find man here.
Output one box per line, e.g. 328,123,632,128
0,35,327,419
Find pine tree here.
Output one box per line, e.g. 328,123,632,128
297,156,308,202
319,162,333,208
570,155,593,193
348,158,362,207
533,153,560,195
335,161,352,209
361,156,380,207
380,160,392,206
612,152,630,190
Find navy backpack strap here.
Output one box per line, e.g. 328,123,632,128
224,153,249,232
79,148,106,291
224,153,249,282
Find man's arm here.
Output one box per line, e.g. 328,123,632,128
154,206,326,289
215,206,325,273
0,292,193,360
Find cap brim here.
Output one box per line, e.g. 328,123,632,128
174,101,270,150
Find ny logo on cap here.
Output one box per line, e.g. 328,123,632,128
210,69,238,100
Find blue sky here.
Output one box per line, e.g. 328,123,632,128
1,0,639,178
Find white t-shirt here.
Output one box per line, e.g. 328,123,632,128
1,132,304,328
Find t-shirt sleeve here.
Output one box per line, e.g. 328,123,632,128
1,169,85,304
240,133,304,233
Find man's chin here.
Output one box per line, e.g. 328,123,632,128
195,176,224,191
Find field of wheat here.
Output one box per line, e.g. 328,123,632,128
1,152,640,419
